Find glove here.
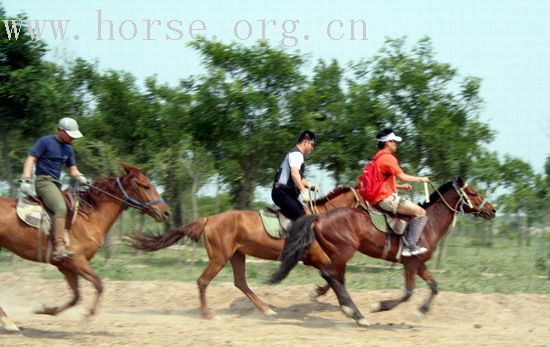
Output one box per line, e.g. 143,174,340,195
300,190,311,203
76,175,88,185
19,178,33,195
308,184,319,192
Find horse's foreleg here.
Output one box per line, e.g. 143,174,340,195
73,260,103,318
310,283,330,300
320,269,369,327
0,307,19,332
229,252,276,316
371,264,416,312
35,269,80,316
197,258,226,319
417,263,438,314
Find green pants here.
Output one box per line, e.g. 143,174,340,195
35,175,67,219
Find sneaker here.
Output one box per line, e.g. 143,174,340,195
411,247,428,256
401,247,413,257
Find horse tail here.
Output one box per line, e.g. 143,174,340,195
268,214,317,284
128,217,207,251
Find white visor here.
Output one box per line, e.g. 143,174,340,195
378,132,402,143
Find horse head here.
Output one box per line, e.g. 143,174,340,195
117,163,171,222
451,177,496,220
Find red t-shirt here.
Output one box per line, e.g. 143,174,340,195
371,149,403,204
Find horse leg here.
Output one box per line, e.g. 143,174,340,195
72,259,103,317
371,264,416,312
310,263,346,301
417,263,438,314
311,284,330,300
197,258,226,319
320,268,369,327
35,268,80,316
229,252,276,316
0,307,19,332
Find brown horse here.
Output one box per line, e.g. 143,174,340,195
129,186,363,319
0,163,170,331
269,177,496,326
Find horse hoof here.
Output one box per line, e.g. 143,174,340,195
413,311,425,322
263,308,277,316
34,305,57,316
0,317,20,332
340,305,355,318
357,318,370,327
309,291,319,302
370,303,382,312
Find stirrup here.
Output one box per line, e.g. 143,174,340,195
52,249,74,261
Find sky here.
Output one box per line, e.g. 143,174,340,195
3,0,549,181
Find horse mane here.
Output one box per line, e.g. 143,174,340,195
312,186,353,205
419,181,455,208
78,176,118,208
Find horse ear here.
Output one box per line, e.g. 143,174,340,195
119,162,139,175
455,176,465,187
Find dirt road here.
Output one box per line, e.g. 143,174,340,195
0,272,548,346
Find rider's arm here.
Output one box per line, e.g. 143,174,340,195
68,165,83,178
396,172,430,183
22,155,37,178
290,167,306,192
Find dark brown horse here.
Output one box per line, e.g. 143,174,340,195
0,163,170,331
269,178,496,326
129,186,363,319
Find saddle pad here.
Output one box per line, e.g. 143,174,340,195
16,197,46,229
368,209,388,232
259,210,283,239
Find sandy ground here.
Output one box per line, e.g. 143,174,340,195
0,271,549,347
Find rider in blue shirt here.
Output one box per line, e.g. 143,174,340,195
19,118,88,261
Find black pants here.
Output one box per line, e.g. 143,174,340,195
271,187,305,221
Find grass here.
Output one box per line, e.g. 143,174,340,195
1,234,548,294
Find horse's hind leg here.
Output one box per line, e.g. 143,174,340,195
320,269,369,327
229,252,276,316
416,263,438,314
371,264,416,312
35,269,80,316
0,307,20,332
310,263,346,301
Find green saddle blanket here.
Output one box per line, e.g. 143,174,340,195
259,210,285,239
368,209,387,232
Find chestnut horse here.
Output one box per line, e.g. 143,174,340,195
129,186,363,319
0,163,170,331
270,178,496,327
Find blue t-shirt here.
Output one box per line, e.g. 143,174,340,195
30,135,76,180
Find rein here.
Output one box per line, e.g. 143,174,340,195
428,181,485,216
308,187,363,213
83,177,164,213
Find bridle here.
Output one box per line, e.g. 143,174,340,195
429,181,489,217
82,176,165,214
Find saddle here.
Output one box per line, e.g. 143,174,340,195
259,207,293,239
363,204,409,235
16,189,79,230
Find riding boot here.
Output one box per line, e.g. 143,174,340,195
52,218,73,261
402,216,428,257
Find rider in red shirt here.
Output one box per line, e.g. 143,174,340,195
373,128,431,257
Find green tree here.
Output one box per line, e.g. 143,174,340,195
347,37,494,181
186,39,306,208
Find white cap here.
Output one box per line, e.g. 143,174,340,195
58,117,83,138
378,132,402,143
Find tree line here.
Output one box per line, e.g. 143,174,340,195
1,6,548,233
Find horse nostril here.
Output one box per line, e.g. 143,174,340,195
163,211,172,218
